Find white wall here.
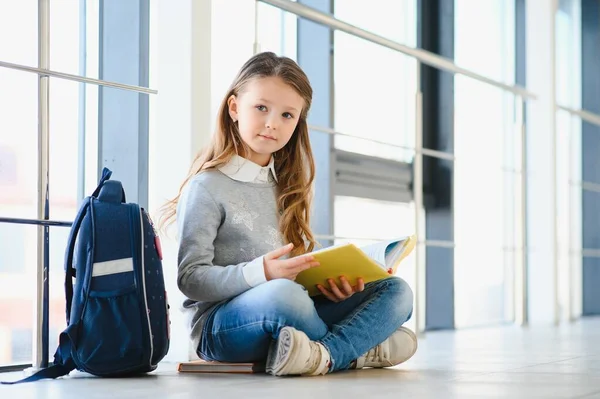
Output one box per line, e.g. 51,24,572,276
150,0,213,361
525,0,559,325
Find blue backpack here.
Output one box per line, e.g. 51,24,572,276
3,168,170,384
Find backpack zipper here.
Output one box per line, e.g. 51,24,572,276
136,206,155,367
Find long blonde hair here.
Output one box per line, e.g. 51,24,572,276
158,52,316,257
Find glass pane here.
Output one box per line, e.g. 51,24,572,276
49,78,99,221
453,0,516,328
555,0,581,108
567,113,583,318
0,69,38,219
554,0,584,318
0,0,37,67
334,0,417,45
256,3,297,61
333,0,417,163
211,0,255,123
454,83,517,328
49,0,99,79
556,108,583,320
0,222,35,365
85,0,100,80
333,195,417,332
555,0,583,321
50,0,81,75
333,31,417,163
454,0,514,82
48,226,70,361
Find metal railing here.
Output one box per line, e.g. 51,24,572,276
0,60,158,95
558,104,600,126
259,0,536,99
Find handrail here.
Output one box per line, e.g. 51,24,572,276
314,234,455,248
0,60,158,95
569,179,600,194
308,124,456,161
557,104,600,127
0,217,72,227
258,0,536,100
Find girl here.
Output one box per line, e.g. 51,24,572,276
160,52,417,376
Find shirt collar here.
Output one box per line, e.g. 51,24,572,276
218,154,278,183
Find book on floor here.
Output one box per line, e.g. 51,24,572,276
177,359,265,374
295,234,417,296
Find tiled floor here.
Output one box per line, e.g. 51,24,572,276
2,317,600,399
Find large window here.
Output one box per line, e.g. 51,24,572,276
0,0,155,368
453,0,517,327
0,0,39,366
0,0,103,365
331,1,418,330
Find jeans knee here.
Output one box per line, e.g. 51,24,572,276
383,277,414,324
259,279,315,321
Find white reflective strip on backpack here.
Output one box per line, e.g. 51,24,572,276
91,258,134,277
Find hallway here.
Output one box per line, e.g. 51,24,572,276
2,318,599,398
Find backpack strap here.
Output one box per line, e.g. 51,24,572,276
1,327,77,384
64,197,92,325
62,170,109,361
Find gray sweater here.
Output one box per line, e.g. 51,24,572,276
176,169,284,352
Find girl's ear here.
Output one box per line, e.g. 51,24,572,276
227,95,238,122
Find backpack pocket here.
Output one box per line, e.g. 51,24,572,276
77,285,146,375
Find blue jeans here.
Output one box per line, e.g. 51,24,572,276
198,277,414,372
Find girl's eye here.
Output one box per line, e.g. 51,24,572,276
282,112,294,119
256,105,267,112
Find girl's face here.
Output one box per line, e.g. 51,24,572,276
228,76,304,166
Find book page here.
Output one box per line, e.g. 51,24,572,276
360,236,412,268
359,240,395,267
386,235,417,271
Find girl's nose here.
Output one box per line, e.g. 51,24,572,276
265,119,278,130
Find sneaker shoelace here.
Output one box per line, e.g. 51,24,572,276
364,339,390,363
305,342,328,375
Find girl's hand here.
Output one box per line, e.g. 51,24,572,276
263,243,320,281
317,276,364,302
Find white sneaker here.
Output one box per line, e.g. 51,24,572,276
266,326,331,376
355,327,418,369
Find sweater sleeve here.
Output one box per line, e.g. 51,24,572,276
176,179,267,302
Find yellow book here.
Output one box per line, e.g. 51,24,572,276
295,234,417,296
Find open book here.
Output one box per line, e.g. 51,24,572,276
295,234,417,296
